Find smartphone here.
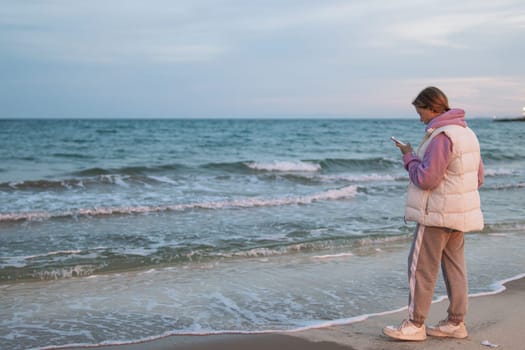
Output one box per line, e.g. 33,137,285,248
390,136,407,146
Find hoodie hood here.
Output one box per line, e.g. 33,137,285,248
426,108,467,131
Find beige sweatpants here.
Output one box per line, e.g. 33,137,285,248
408,224,468,325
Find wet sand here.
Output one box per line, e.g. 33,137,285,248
64,276,525,350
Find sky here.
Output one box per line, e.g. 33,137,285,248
1,0,524,119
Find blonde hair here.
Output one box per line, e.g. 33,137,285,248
412,86,450,114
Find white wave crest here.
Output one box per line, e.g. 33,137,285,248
319,174,402,182
484,168,518,177
487,182,525,190
246,161,321,172
32,265,98,280
99,174,130,188
27,250,83,259
0,186,357,222
312,252,354,259
147,176,179,185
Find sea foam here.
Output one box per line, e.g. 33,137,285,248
0,186,358,223
245,161,321,172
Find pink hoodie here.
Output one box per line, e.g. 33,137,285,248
402,108,484,190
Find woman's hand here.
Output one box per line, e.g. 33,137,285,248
395,142,413,155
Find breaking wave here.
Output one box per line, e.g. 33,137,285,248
245,161,321,172
0,185,358,223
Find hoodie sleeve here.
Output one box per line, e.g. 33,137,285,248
402,133,452,190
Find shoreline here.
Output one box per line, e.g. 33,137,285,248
59,273,525,350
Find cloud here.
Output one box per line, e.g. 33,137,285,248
255,75,525,118
393,76,525,117
143,44,227,64
370,3,525,49
235,2,375,31
0,0,524,118
0,0,229,64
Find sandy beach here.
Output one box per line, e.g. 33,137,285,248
62,275,525,350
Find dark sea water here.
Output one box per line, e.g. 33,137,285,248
1,118,524,349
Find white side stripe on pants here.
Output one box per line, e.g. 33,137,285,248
408,224,426,320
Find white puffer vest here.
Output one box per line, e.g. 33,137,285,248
404,125,484,232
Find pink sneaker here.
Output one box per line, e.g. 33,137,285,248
427,319,468,338
383,319,427,341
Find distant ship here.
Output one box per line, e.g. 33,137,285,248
493,107,525,122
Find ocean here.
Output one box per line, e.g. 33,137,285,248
1,118,524,349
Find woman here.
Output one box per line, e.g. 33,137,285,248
383,86,484,341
